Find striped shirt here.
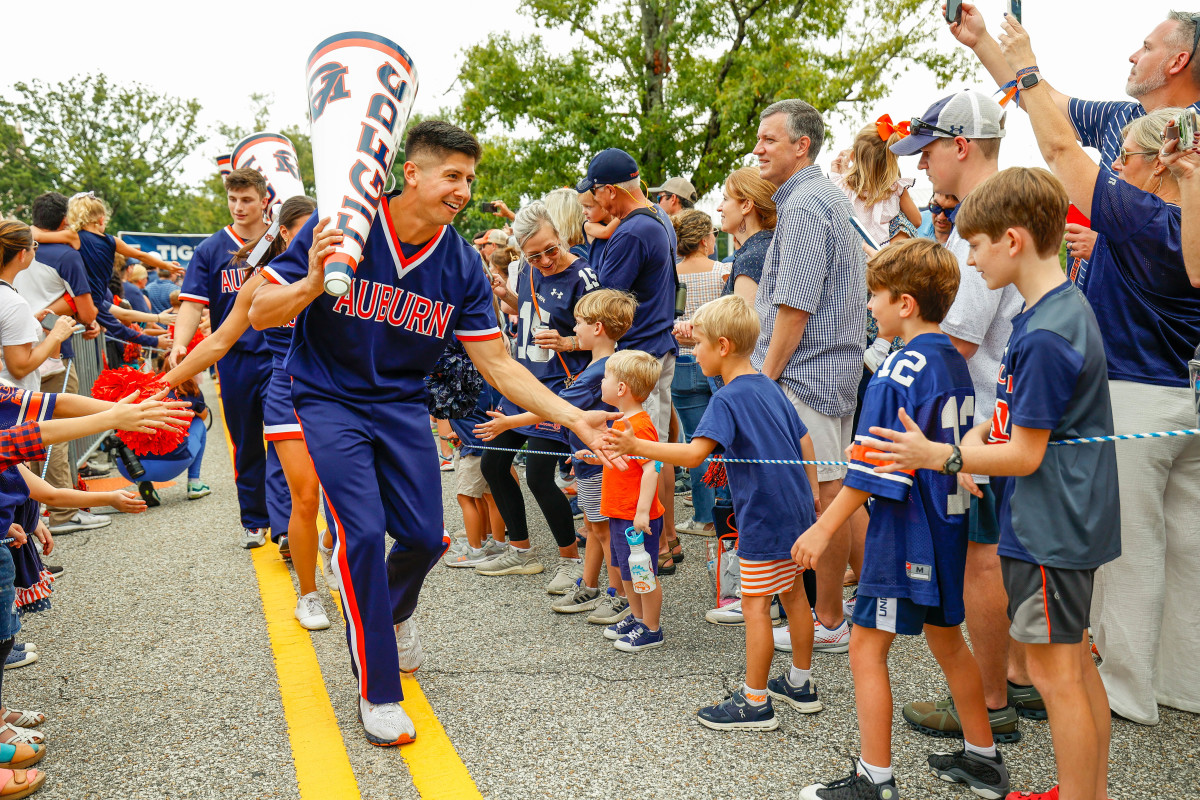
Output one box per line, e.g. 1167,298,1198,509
751,165,868,418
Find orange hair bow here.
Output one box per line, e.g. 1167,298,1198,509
876,114,911,141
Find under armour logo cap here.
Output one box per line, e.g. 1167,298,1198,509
575,148,641,193
890,90,1007,156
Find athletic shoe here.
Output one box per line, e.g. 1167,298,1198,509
554,469,574,491
813,619,851,653
137,481,161,508
49,510,112,534
1005,788,1059,800
766,672,823,713
44,564,63,579
696,689,778,731
587,590,630,625
186,481,212,500
705,598,783,626
551,581,601,613
676,517,715,536
295,591,330,631
545,558,584,595
773,624,794,652
278,536,291,560
927,748,1010,800
902,697,1021,744
358,697,415,746
603,614,642,641
800,763,900,800
475,547,544,576
11,642,34,653
4,650,37,670
482,537,509,557
241,527,266,549
395,618,424,673
843,587,858,618
318,544,339,591
443,545,491,569
614,623,664,653
1006,683,1047,720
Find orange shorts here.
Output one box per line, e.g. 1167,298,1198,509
740,558,799,597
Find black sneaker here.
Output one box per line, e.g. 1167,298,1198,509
138,481,161,508
800,761,899,799
45,564,64,578
927,748,1009,799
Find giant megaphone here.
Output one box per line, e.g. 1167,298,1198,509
305,32,418,297
231,132,307,210
216,154,232,180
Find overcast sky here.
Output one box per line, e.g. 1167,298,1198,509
1,0,1168,214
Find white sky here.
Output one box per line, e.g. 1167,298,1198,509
1,0,1163,214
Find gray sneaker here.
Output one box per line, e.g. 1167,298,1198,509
545,558,584,595
241,527,266,549
587,589,631,625
552,581,601,613
482,537,508,557
395,617,424,673
475,547,545,576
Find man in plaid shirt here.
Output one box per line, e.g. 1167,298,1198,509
750,99,867,654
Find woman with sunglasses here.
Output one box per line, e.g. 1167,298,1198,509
1000,17,1200,728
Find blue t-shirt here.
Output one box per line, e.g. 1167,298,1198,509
77,230,117,303
990,282,1121,570
498,258,596,442
845,334,975,612
1083,172,1200,387
448,385,502,458
558,357,613,479
594,207,677,358
692,373,815,561
95,288,157,348
32,243,91,360
588,233,608,265
145,277,176,314
263,202,502,403
123,282,150,313
180,226,267,355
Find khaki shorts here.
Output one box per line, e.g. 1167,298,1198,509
640,352,676,443
454,452,489,498
780,384,852,482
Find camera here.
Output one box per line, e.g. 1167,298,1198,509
479,201,497,214
104,433,145,480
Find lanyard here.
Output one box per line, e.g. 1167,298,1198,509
527,259,582,387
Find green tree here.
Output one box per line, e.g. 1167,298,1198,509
0,74,205,232
454,0,969,205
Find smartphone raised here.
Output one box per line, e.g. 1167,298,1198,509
479,201,497,214
946,0,963,24
39,312,60,332
1178,111,1196,147
1007,0,1022,23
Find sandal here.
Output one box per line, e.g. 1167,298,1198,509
665,535,685,563
657,552,677,575
0,767,44,799
0,728,40,747
0,741,43,770
0,712,41,730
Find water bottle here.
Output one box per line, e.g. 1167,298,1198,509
625,526,657,594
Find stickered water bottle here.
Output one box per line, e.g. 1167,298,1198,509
625,526,657,594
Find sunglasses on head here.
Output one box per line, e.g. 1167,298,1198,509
910,117,966,140
1189,13,1200,65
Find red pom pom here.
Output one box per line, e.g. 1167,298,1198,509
91,368,187,456
123,340,141,362
167,326,206,356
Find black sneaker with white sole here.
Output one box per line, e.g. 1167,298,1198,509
799,761,899,799
927,748,1010,800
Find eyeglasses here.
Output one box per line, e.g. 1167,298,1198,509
524,244,561,265
1118,147,1158,165
657,193,674,204
910,117,966,140
1189,14,1200,65
929,203,955,218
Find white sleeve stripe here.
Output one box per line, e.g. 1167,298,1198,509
261,266,290,286
453,327,501,336
848,462,913,486
179,292,209,303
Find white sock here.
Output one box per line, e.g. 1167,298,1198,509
789,665,812,687
857,758,893,785
965,741,998,759
566,556,582,563
743,684,767,706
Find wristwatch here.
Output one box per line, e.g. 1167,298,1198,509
940,444,964,475
1019,71,1043,91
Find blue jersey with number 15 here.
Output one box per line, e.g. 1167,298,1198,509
844,333,975,614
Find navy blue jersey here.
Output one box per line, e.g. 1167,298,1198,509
180,227,268,354
498,258,596,442
692,373,816,561
263,202,502,403
990,283,1121,570
558,357,613,479
95,289,158,348
77,230,117,303
447,385,502,458
123,282,150,313
30,243,91,360
0,387,56,533
845,334,975,611
594,209,677,358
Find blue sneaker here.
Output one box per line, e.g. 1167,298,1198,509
569,496,583,520
766,672,824,713
696,688,778,731
11,642,33,653
603,614,641,641
4,650,37,670
613,624,664,653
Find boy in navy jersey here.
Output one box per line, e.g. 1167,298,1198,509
250,121,617,747
796,240,1009,800
871,169,1119,800
604,295,822,732
172,168,290,551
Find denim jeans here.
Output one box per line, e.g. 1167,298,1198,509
671,355,715,524
116,418,207,484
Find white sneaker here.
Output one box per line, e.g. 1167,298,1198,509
475,546,544,576
545,558,584,595
48,511,112,534
813,619,851,653
295,592,330,630
395,618,425,673
241,527,266,549
318,544,340,591
358,697,415,746
705,598,783,626
773,624,793,653
443,545,491,569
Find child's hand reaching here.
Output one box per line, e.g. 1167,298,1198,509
108,489,148,514
32,522,52,556
107,390,193,434
573,449,599,463
601,422,639,456
473,410,513,442
5,524,26,549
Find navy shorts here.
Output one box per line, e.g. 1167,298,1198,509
966,483,1001,545
852,593,962,636
263,362,303,442
608,517,663,582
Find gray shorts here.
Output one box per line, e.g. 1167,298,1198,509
641,352,677,443
1002,556,1096,645
780,384,852,482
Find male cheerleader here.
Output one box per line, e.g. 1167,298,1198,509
170,168,291,550
249,120,618,746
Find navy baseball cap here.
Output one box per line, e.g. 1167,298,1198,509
575,148,640,193
891,91,1007,157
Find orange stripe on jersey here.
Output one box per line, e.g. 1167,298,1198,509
849,443,915,476
455,331,502,342
22,394,42,423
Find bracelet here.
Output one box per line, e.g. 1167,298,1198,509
1016,65,1039,78
571,336,579,351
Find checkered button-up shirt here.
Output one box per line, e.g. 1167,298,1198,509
751,165,867,418
0,422,46,470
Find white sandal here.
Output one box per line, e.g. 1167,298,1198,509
0,709,44,728
0,723,43,744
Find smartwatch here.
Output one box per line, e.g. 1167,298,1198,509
1019,71,1043,91
940,444,964,475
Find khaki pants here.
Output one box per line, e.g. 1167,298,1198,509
30,360,78,527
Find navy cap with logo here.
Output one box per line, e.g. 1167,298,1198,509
575,148,640,193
